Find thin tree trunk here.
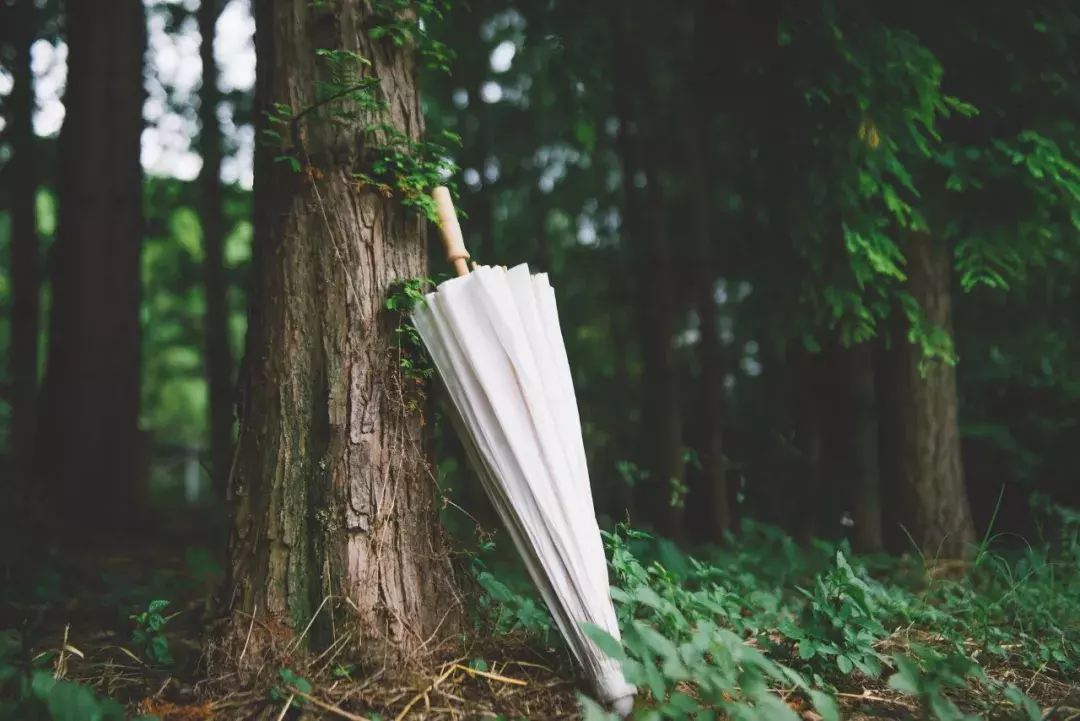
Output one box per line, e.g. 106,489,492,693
879,232,975,559
685,201,729,542
683,5,729,542
36,0,146,530
815,339,852,542
10,0,40,495
845,341,883,553
532,187,550,272
874,324,905,553
790,343,824,543
639,147,686,541
611,10,645,528
224,0,461,666
613,6,684,540
198,0,235,496
532,77,551,273
476,101,496,264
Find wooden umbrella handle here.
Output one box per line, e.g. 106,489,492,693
432,186,471,277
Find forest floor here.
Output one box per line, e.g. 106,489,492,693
2,501,1079,721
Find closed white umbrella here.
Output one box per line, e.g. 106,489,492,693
411,187,635,715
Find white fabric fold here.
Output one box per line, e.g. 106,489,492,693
412,264,635,712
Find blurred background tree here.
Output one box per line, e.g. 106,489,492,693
0,0,1075,608
0,0,1077,552
2,0,1080,717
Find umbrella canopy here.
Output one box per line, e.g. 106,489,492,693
410,188,635,715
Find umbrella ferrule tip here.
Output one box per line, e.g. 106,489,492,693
610,695,635,717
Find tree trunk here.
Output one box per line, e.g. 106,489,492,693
224,0,461,666
845,341,883,553
613,7,684,540
874,325,905,553
815,339,857,543
199,0,236,496
611,10,645,528
790,343,824,543
476,101,496,264
532,187,550,272
683,7,729,542
36,0,146,530
878,232,975,559
9,0,40,498
638,147,686,541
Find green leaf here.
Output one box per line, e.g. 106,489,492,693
575,122,596,154
836,655,854,674
887,654,922,695
477,573,515,603
33,673,112,721
928,692,966,721
631,585,666,610
579,694,618,721
809,690,840,721
150,634,172,665
1004,685,1042,721
581,623,627,664
0,631,22,663
750,692,800,721
665,691,700,713
633,623,689,679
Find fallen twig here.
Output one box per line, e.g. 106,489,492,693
284,684,373,721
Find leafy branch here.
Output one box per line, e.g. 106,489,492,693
370,0,455,73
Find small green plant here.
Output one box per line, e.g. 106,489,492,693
130,599,173,666
262,101,304,173
583,618,837,721
615,460,647,489
370,0,455,73
0,629,151,721
386,276,435,384
270,666,312,709
667,476,688,509
778,550,887,679
385,275,432,314
470,508,1078,719
887,645,986,721
471,561,554,641
260,40,462,224
332,663,356,679
588,525,840,720
355,126,462,222
314,49,377,105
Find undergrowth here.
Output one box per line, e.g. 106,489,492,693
464,493,1079,720
2,494,1078,719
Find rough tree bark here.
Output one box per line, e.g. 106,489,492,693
224,0,461,664
35,0,146,529
198,0,236,495
10,0,40,495
877,232,975,559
